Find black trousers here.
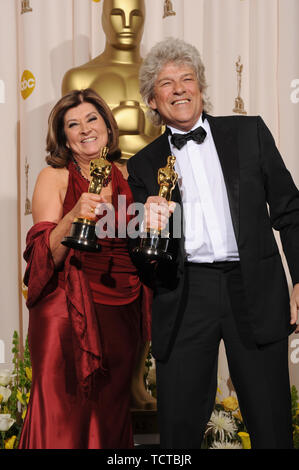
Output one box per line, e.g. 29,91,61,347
156,262,293,449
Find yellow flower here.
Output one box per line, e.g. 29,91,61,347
26,392,30,404
22,408,27,420
238,431,251,449
5,435,17,449
0,394,3,404
17,389,26,405
221,396,239,412
25,367,32,381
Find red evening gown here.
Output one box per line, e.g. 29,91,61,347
18,161,151,449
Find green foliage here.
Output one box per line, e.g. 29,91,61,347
0,331,31,449
291,385,299,449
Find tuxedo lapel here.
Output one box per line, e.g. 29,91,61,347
206,115,240,241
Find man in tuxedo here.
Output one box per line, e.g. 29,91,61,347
127,37,299,449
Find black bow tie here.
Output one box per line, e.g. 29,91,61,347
170,126,207,150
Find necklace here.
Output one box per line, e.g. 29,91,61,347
72,157,112,187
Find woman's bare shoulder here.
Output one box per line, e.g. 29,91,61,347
32,166,69,223
36,166,69,198
37,166,69,184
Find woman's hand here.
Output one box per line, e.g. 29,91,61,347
290,283,299,333
68,192,108,221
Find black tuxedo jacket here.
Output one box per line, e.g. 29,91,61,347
127,114,299,361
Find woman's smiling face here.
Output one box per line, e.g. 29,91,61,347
64,102,108,161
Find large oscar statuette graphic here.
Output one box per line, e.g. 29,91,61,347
62,147,111,252
134,155,178,261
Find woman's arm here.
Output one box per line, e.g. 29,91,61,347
32,166,103,267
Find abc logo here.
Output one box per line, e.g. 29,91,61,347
21,70,36,100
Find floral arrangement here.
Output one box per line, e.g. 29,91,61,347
1,332,299,450
202,381,299,449
0,331,31,449
291,385,299,448
202,384,249,449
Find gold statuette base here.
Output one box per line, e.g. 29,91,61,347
133,229,172,262
61,218,101,252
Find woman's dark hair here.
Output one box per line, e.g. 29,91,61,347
46,88,121,167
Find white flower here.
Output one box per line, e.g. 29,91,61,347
0,369,13,386
0,414,15,432
206,410,237,442
210,440,243,449
0,385,11,403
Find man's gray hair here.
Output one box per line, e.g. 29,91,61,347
139,37,211,126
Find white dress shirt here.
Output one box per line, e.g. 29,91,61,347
168,115,240,263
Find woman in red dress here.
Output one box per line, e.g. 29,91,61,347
18,89,151,449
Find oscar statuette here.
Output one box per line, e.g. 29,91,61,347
61,147,111,252
133,155,178,261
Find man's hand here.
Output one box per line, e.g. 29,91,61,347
290,283,299,333
144,196,176,231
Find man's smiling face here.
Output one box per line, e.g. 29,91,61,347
149,62,203,132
